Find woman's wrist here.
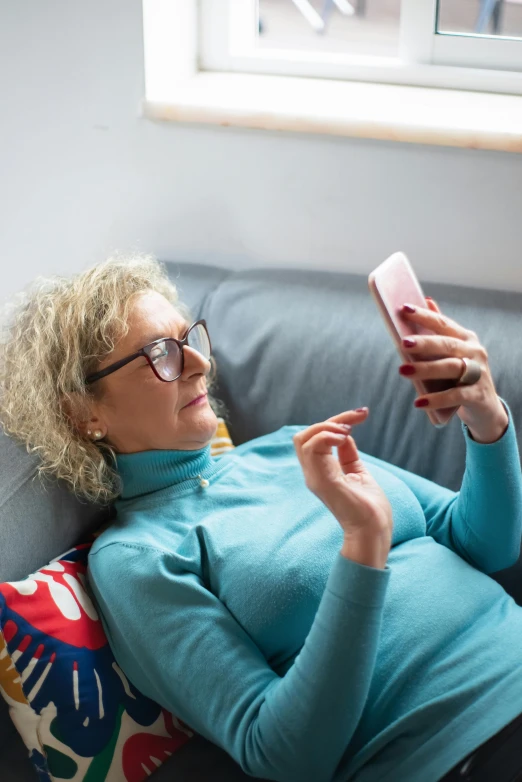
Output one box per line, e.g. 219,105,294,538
466,400,509,444
340,532,390,570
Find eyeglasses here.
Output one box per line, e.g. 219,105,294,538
84,319,211,385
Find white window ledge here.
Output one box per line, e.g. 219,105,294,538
143,71,522,154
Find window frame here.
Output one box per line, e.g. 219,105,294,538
419,0,522,71
141,0,522,155
198,0,522,95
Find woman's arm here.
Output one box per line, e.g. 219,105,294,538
361,397,522,574
88,542,390,782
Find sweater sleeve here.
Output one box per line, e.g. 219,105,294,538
361,396,522,574
88,543,390,782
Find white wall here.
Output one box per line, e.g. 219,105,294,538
1,0,521,306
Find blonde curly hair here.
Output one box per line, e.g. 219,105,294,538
0,253,229,507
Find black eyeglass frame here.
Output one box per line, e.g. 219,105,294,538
84,319,211,385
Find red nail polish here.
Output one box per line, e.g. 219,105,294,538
414,398,429,407
402,304,416,313
399,365,416,375
403,338,416,347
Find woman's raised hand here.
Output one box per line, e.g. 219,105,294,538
293,408,393,564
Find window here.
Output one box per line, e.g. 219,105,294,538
200,0,522,94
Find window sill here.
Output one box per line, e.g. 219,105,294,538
143,71,522,153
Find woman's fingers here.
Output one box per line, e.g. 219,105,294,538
295,408,369,448
301,430,352,456
399,357,465,379
336,435,365,476
328,408,369,426
293,408,370,487
401,300,471,341
295,412,367,483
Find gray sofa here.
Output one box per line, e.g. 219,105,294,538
1,261,521,782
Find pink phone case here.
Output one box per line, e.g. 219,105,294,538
368,252,460,428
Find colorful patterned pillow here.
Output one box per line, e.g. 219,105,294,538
0,418,235,781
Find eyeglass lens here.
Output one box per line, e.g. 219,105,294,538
149,323,211,381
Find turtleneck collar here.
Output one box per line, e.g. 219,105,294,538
114,443,227,501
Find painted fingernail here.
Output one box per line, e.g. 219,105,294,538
403,338,416,347
426,296,433,301
399,364,416,375
342,424,352,431
402,304,416,313
414,398,429,407
356,407,368,412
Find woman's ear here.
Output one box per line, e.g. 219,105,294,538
60,392,77,425
59,392,94,437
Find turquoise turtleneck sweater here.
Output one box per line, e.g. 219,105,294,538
87,398,522,782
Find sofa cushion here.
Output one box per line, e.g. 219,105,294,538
0,542,194,781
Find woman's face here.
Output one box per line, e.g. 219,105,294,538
84,290,218,454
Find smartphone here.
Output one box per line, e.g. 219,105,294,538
368,252,460,428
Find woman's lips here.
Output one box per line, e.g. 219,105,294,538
184,393,208,408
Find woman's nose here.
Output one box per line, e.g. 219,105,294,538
182,346,211,375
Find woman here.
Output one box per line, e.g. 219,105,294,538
1,254,521,782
